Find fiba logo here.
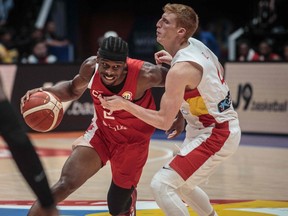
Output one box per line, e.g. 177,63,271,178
122,91,133,100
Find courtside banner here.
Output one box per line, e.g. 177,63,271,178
225,62,288,135
0,64,93,132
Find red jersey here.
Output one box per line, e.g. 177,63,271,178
88,58,156,145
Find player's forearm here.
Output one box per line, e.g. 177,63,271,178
44,78,86,102
123,100,171,130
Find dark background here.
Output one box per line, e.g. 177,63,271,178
5,0,288,62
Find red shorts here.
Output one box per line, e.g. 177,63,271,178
75,130,150,189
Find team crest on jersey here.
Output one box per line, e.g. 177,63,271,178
218,91,232,112
122,91,133,100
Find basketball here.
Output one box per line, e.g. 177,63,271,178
22,91,64,132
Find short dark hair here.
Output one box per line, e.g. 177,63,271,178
98,36,128,61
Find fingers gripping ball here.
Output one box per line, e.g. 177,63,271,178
22,91,64,132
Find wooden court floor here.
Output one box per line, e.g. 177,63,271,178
0,131,288,215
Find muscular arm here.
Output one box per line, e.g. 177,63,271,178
101,62,202,130
45,56,96,101
43,75,88,102
135,62,168,99
21,56,96,105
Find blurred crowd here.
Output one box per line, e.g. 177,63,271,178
0,0,287,64
0,20,71,64
0,0,71,64
237,38,288,62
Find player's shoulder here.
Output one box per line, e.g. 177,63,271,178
127,57,153,74
172,61,194,71
126,57,144,65
170,61,200,81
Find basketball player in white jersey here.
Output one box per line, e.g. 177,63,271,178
100,3,241,216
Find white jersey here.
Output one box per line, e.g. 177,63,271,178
172,37,239,138
154,40,241,216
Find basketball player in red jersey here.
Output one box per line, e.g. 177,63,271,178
0,77,59,215
100,4,241,216
21,36,183,216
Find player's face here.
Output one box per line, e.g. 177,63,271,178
156,12,179,48
97,58,127,86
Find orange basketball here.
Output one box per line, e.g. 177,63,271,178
22,91,64,132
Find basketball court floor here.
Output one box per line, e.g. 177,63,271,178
0,130,287,216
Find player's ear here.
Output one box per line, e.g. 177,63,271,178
177,27,186,36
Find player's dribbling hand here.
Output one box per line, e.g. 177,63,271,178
20,88,43,113
154,50,172,65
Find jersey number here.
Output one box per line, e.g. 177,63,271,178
104,110,115,120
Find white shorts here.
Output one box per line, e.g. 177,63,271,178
168,119,241,188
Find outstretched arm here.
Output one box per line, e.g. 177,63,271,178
101,62,192,130
100,61,201,130
99,72,182,130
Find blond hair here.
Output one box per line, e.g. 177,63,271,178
163,3,199,40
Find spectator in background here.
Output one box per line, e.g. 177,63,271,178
30,28,45,41
16,28,45,61
282,42,288,61
21,40,57,64
0,27,18,63
44,21,73,62
44,21,70,47
258,39,282,61
237,39,260,61
253,0,278,32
